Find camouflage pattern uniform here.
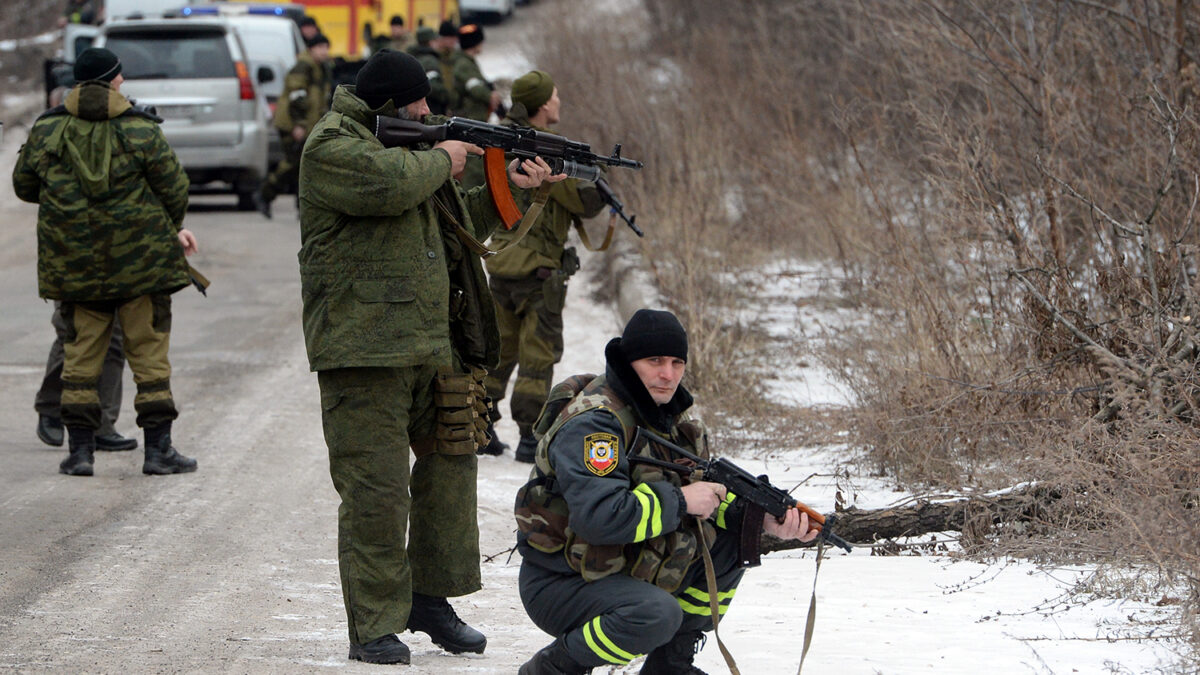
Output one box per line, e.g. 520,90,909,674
484,112,605,442
13,81,191,434
407,42,452,116
453,52,492,189
262,51,332,204
514,341,757,669
299,85,516,645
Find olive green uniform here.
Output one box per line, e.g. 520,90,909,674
408,44,452,116
484,115,605,439
452,52,493,189
263,52,332,204
299,85,518,645
13,82,191,432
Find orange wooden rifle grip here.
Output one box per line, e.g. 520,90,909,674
793,503,827,530
484,147,522,229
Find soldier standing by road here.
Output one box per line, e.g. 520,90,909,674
452,23,501,122
514,310,820,674
407,26,452,116
435,20,462,113
258,33,333,218
13,48,200,478
297,49,562,665
375,14,413,53
482,71,605,462
59,0,102,26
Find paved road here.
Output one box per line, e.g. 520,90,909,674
0,3,617,671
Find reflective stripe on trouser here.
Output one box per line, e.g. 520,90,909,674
35,302,125,436
319,363,481,645
61,295,176,431
484,275,565,436
672,528,747,634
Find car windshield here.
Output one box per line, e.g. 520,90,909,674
105,29,234,79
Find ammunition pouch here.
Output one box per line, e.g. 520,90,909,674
433,365,490,455
560,246,580,277
542,271,566,314
515,473,570,553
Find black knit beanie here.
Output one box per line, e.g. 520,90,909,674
74,47,122,83
305,33,330,49
355,49,431,109
458,23,484,50
438,19,458,37
618,309,688,363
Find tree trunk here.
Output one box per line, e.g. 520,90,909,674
763,484,1062,553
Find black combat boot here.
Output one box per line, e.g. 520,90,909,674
513,434,537,464
519,638,591,675
348,633,411,664
59,427,95,476
37,414,64,447
639,631,708,674
406,592,487,654
142,423,198,475
478,423,508,456
95,432,138,451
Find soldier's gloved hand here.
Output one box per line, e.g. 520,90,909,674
435,140,483,179
764,508,820,543
681,481,726,519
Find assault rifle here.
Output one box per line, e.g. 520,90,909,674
631,427,853,553
373,115,643,230
595,177,643,237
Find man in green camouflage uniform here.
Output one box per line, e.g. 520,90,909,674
13,48,200,478
407,26,452,116
514,310,819,674
482,71,605,462
453,23,500,190
259,33,333,218
297,49,561,665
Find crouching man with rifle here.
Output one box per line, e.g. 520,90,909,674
513,310,825,675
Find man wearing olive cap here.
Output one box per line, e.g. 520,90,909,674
297,48,564,665
14,47,201,478
481,70,606,463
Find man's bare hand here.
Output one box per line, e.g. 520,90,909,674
681,481,727,519
763,508,820,543
434,140,484,178
508,156,567,189
178,229,199,256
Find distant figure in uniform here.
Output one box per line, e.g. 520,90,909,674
298,15,320,42
514,310,820,674
59,0,102,26
407,26,451,116
13,48,201,477
452,23,500,122
435,20,461,113
482,71,606,462
380,14,413,53
259,33,333,218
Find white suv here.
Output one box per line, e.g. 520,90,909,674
95,17,271,210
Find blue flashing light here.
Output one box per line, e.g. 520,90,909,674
180,6,219,15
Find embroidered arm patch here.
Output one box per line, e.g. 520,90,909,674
583,432,619,476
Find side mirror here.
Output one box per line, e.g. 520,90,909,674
257,66,274,84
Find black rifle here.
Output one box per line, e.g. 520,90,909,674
631,427,853,552
595,177,643,237
373,115,642,183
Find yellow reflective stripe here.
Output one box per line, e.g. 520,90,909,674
681,586,737,604
630,483,662,542
583,616,637,664
716,492,737,529
677,595,730,615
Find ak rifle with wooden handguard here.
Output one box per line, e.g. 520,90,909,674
631,427,853,553
373,115,643,230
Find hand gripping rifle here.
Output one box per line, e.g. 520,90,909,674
595,176,643,237
631,427,853,553
373,115,643,231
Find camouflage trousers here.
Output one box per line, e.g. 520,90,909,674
60,295,176,432
485,273,566,437
262,132,302,203
318,364,482,645
518,530,746,668
36,301,125,436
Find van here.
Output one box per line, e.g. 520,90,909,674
94,17,272,210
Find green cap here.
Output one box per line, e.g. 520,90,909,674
511,70,554,111
415,26,436,44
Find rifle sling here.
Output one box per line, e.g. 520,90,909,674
432,184,552,258
697,518,741,675
795,538,825,675
573,214,617,252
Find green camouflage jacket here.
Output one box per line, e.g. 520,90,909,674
408,44,452,116
298,85,512,371
439,47,460,112
485,114,605,278
452,52,492,122
13,82,191,301
274,52,332,133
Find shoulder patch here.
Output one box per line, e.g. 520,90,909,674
583,432,619,476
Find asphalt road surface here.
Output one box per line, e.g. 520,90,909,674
0,6,601,672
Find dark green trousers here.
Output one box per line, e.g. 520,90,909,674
319,364,482,645
485,274,566,437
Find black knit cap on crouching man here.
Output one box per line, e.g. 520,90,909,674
296,48,563,667
514,309,820,675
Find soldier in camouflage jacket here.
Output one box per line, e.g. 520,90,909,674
260,33,333,214
13,48,200,478
514,310,819,674
297,50,562,666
